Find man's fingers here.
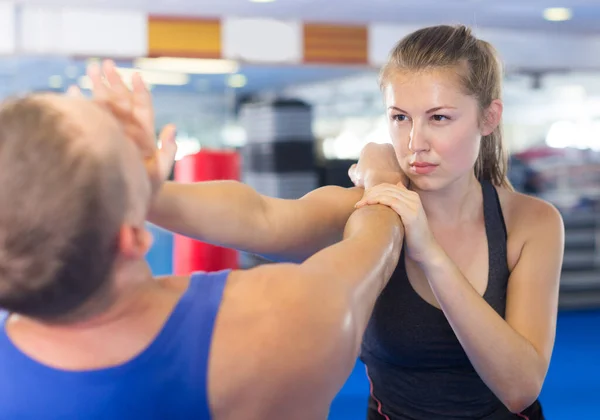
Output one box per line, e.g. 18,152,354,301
87,63,110,101
157,124,178,179
158,124,177,155
131,72,152,106
103,60,130,96
66,85,84,98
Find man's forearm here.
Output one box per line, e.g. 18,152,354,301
300,205,403,342
240,204,403,406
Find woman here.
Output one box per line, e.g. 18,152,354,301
85,24,563,420
353,25,563,420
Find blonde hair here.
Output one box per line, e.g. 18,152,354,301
380,25,512,188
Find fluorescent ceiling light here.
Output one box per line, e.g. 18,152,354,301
250,0,276,3
48,75,63,89
79,67,189,89
134,57,239,75
65,65,79,79
543,7,572,21
228,74,247,88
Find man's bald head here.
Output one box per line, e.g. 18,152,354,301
43,94,152,223
0,94,151,321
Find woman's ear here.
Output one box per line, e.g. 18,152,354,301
481,99,503,136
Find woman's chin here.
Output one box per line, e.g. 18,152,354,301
407,175,443,192
408,171,479,193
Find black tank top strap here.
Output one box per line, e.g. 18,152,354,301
481,179,508,243
481,179,510,316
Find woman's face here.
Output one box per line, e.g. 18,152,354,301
383,68,499,191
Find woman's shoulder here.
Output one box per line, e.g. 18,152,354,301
495,186,564,238
495,187,564,270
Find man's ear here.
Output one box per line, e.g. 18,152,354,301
117,224,153,259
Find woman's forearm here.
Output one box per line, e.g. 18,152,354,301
147,181,365,262
147,181,270,250
422,246,547,413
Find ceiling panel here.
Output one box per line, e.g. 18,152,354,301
17,0,600,33
3,0,600,105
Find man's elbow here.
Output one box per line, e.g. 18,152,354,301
503,378,543,414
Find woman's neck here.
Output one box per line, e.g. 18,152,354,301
411,174,484,226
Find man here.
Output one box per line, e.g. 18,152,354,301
0,61,404,419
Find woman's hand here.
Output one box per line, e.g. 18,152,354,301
355,182,437,263
348,143,407,190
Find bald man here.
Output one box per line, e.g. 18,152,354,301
0,89,403,419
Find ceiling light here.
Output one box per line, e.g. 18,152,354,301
228,74,247,88
65,65,79,79
543,7,572,22
115,67,189,85
134,57,239,75
250,0,276,3
48,75,63,89
78,67,189,89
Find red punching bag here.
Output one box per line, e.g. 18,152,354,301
173,149,240,275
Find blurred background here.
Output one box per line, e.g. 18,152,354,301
2,0,599,418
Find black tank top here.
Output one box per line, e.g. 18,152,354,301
360,180,543,420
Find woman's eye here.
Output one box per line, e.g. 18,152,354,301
393,114,408,122
432,115,449,122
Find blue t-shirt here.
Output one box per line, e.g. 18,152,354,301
0,270,230,420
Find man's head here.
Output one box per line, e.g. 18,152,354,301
0,94,152,322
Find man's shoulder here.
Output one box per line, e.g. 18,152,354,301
209,265,342,420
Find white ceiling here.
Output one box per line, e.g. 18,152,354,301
1,0,599,112
16,0,600,34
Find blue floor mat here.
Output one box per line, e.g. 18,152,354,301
328,310,600,419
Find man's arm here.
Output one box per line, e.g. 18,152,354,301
147,181,364,262
209,204,403,419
